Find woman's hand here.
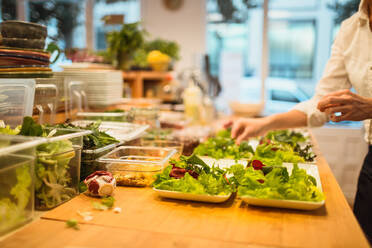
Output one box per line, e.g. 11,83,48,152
317,89,372,122
223,117,270,144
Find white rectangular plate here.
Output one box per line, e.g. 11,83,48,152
200,156,248,169
240,163,325,210
153,188,232,203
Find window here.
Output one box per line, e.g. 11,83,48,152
271,89,300,102
268,20,316,79
26,0,86,50
93,0,141,50
206,0,339,114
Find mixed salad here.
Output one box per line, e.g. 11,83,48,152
153,155,234,196
194,129,254,160
228,163,324,202
155,128,323,203
194,129,314,165
261,130,316,162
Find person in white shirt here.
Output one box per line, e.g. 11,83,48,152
224,0,372,243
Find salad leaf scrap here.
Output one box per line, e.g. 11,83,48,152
92,196,115,210
66,219,79,230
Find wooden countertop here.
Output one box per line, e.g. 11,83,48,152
0,141,369,248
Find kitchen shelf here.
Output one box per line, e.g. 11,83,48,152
123,71,169,98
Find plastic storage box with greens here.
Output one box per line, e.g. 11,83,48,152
0,117,91,210
0,135,45,235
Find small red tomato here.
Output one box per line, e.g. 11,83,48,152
252,160,264,170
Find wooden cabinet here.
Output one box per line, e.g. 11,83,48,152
123,71,169,98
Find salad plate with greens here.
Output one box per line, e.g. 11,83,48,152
194,129,315,166
260,130,316,163
229,163,325,210
152,154,234,203
194,129,254,160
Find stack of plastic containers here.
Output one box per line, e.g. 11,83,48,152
0,79,35,127
0,78,92,211
35,77,66,119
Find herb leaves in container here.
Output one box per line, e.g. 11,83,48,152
55,121,119,181
1,117,90,210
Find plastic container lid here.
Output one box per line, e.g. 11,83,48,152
98,146,176,167
43,128,92,143
0,134,45,156
0,79,35,127
76,111,134,122
82,142,120,155
71,120,149,142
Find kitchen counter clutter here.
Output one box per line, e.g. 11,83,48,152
0,120,370,247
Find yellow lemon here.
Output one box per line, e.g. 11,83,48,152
147,50,170,64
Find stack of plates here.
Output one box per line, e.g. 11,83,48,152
0,21,52,78
55,70,123,107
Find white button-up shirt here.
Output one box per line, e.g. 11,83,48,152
293,0,372,142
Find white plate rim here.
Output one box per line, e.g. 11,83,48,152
153,188,232,203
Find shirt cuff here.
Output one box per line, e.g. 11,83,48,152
292,100,329,128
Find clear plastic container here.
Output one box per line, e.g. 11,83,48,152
33,128,91,210
140,139,183,159
131,107,159,128
71,120,149,143
0,79,35,127
35,77,66,115
80,142,119,181
159,111,190,129
0,135,44,235
98,146,176,187
33,84,58,124
142,128,174,141
76,111,134,123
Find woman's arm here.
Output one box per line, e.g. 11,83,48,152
224,110,307,144
317,89,372,122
